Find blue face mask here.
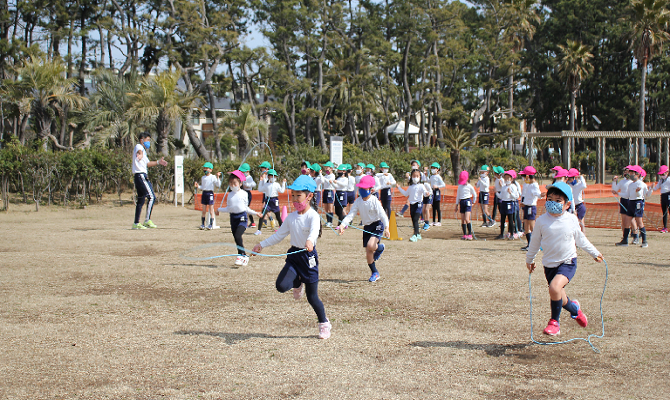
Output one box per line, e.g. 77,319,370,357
570,179,577,185
358,188,371,198
545,200,564,215
143,141,151,149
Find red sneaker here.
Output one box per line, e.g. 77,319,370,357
543,319,560,336
571,300,588,328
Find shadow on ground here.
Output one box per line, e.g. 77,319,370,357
410,340,533,358
174,330,312,344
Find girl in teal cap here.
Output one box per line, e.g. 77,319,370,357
429,163,446,226
239,163,257,228
377,162,396,218
194,162,222,229
476,165,495,228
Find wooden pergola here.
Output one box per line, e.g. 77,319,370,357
523,131,670,184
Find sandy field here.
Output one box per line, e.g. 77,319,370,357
1,202,669,399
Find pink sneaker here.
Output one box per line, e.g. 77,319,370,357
661,228,668,234
293,283,304,300
543,319,560,336
318,321,332,339
461,235,467,240
572,300,588,327
466,235,473,241
512,233,519,240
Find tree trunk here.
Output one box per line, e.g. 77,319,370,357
206,83,221,160
401,38,412,153
639,57,647,160
450,149,460,185
185,124,211,160
156,114,169,157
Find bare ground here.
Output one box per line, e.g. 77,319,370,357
0,202,668,399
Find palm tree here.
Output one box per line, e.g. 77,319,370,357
84,70,139,149
10,56,88,150
440,127,474,183
630,0,670,158
557,40,594,132
222,103,269,157
126,70,203,157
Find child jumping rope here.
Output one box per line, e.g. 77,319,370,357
252,175,331,339
429,163,446,226
455,171,478,240
526,182,604,336
217,170,260,266
255,169,286,235
519,166,542,251
239,163,257,229
194,162,222,229
337,175,390,282
397,169,430,242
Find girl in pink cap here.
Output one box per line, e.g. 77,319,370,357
396,169,431,242
336,175,390,282
619,166,649,247
651,165,670,233
613,166,640,245
519,166,542,251
217,170,260,266
455,171,478,240
568,168,588,232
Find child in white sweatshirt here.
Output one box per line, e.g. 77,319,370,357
526,182,604,337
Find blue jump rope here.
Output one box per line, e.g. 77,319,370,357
528,259,608,353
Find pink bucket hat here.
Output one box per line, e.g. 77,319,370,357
230,170,246,182
567,168,580,177
458,171,469,185
629,165,642,174
551,166,564,172
640,169,647,178
625,165,635,171
658,165,669,175
356,175,376,189
520,166,537,176
554,168,569,178
504,170,517,179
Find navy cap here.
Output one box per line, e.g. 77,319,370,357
288,175,317,192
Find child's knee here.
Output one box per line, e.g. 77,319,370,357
276,279,291,293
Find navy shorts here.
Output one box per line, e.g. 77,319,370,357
423,194,433,205
336,191,347,207
347,191,356,205
575,202,586,220
363,220,385,247
201,190,214,205
410,202,423,214
432,188,441,202
380,188,392,203
627,199,644,218
283,246,319,284
479,192,489,204
501,200,515,215
323,190,335,204
459,198,473,213
230,211,248,231
523,205,537,220
544,258,577,284
619,198,629,215
265,197,280,213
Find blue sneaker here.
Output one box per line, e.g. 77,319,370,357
369,272,380,282
373,243,385,261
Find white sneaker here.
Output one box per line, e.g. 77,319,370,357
254,230,262,236
293,283,304,300
325,222,332,228
318,321,332,339
240,256,249,266
234,256,243,266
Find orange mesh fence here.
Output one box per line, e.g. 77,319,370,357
196,185,666,231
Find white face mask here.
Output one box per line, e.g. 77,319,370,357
431,169,438,175
269,177,276,183
230,185,240,192
504,179,511,185
412,177,420,184
382,168,389,173
480,173,486,177
356,169,363,175
366,171,373,176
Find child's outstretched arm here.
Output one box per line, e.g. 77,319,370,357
337,201,360,234
253,220,291,255
575,229,603,262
